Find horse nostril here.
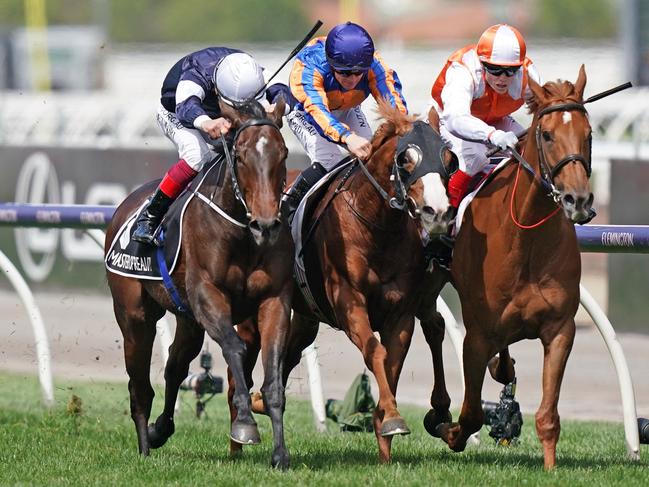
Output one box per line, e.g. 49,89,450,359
562,193,575,207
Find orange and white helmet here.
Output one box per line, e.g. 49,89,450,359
476,24,526,66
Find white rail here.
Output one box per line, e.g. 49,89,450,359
0,250,53,407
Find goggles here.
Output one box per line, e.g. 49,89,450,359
482,62,520,77
334,68,366,77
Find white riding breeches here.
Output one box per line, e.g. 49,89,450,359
439,115,523,176
287,106,373,171
156,103,218,171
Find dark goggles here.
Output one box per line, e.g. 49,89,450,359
482,62,520,77
334,68,366,77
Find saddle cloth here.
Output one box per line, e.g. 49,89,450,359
291,161,355,323
454,157,511,237
105,159,225,280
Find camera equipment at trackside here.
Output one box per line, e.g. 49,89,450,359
639,417,649,444
482,379,523,445
180,349,223,418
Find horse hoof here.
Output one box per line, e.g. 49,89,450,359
271,449,290,470
230,421,261,445
380,417,411,437
147,417,174,449
423,409,452,438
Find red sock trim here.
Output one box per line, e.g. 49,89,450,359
447,170,474,208
159,159,197,198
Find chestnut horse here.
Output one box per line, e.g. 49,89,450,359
260,100,453,463
428,66,594,470
105,99,295,469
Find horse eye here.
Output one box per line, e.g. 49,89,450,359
542,131,553,142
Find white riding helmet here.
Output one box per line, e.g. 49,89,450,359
213,52,266,104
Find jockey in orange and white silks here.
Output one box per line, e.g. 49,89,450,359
430,24,542,210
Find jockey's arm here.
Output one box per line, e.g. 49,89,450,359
175,75,230,138
367,53,408,114
440,63,497,143
289,60,353,144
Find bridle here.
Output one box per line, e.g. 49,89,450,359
534,101,592,202
216,118,282,226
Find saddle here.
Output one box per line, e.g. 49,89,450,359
105,157,226,280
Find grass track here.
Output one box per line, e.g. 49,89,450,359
0,372,646,486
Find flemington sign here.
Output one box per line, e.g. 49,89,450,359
0,146,174,286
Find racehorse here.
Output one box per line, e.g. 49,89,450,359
243,99,453,464
104,99,295,469
428,66,594,470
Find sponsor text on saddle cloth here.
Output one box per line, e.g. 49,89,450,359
292,121,451,322
105,158,226,279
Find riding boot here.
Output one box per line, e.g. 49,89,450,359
132,188,175,245
280,162,327,221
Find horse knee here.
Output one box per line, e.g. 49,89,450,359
261,383,286,412
535,409,560,442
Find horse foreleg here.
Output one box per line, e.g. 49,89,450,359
419,309,452,437
373,315,415,463
228,318,261,458
149,316,204,449
340,299,407,457
258,294,292,470
440,331,491,453
191,282,260,446
536,320,575,470
487,347,516,385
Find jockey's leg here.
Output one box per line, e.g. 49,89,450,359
132,159,197,244
282,109,345,219
280,162,327,218
133,104,212,245
427,125,488,270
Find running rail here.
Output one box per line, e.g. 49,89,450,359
0,202,645,456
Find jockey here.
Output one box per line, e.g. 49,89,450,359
132,47,284,245
431,24,541,215
282,21,408,215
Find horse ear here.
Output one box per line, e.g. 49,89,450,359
267,98,285,128
427,106,440,132
574,64,587,100
528,76,546,106
218,99,245,127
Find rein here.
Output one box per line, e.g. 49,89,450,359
196,118,281,228
506,100,590,229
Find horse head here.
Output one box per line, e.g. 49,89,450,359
219,98,288,246
527,65,594,224
373,99,452,237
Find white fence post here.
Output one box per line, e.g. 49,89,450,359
303,342,327,432
0,250,54,407
579,284,640,460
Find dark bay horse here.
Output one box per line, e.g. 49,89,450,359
253,100,453,463
105,99,295,469
431,66,594,470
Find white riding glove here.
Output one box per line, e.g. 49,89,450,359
488,130,518,150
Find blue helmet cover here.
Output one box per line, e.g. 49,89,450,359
325,22,375,71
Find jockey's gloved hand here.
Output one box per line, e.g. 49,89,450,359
346,133,372,160
489,130,518,151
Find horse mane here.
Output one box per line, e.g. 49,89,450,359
527,79,583,114
371,97,418,151
234,99,268,120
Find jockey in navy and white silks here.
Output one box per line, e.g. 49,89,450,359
132,47,283,245
282,22,408,214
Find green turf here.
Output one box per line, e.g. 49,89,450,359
0,372,646,486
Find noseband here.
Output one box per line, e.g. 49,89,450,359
535,102,592,185
219,118,282,225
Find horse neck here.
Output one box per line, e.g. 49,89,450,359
353,152,403,226
204,161,247,221
508,123,565,236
